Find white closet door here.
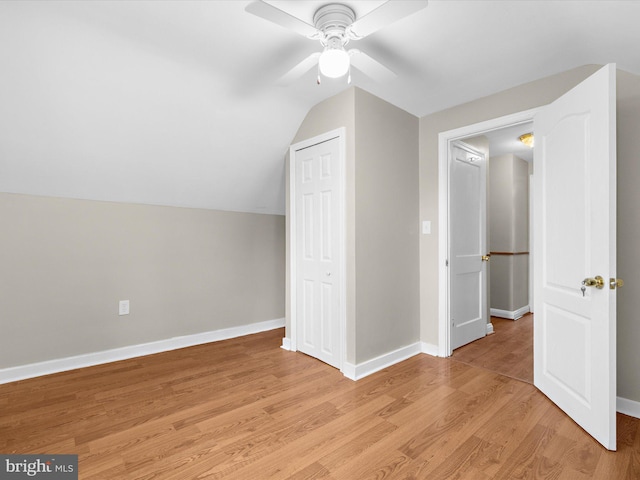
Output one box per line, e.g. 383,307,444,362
294,136,342,369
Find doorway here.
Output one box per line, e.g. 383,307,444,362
450,121,535,376
437,109,538,357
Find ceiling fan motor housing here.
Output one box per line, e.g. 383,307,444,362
313,3,355,44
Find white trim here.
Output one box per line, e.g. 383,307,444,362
342,343,422,381
421,342,440,357
288,128,347,371
437,129,450,357
529,174,535,312
0,318,285,385
490,305,530,320
438,108,540,358
486,322,494,335
617,396,640,419
281,337,292,351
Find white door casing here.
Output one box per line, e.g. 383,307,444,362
289,129,345,370
449,141,488,350
438,109,539,357
533,64,617,450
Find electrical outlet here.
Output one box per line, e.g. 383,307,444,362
119,300,130,316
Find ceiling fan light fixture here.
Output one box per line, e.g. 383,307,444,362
318,46,350,78
519,132,534,148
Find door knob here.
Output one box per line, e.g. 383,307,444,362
582,276,605,289
610,278,624,290
481,254,491,262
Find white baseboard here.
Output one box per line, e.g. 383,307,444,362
281,337,292,351
617,396,640,419
342,342,422,381
0,318,285,385
490,305,530,320
421,342,440,357
486,322,494,335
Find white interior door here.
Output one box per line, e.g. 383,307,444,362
534,64,617,450
294,136,342,369
450,141,488,351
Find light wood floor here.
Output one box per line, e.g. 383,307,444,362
1,327,639,479
453,314,533,384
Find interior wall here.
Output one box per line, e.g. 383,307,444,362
616,70,640,402
287,87,420,366
489,153,529,314
353,88,420,363
0,193,285,369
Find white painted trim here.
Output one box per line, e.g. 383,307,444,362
437,130,450,357
0,318,285,385
438,108,540,358
490,306,530,320
421,342,440,357
617,396,640,419
288,128,347,371
281,337,292,351
342,343,422,381
529,174,535,313
486,322,494,335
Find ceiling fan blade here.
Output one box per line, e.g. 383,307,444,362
348,0,428,39
245,1,318,38
278,52,321,85
349,50,396,83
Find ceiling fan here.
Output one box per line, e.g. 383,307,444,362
245,0,428,84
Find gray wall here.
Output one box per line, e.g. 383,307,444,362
489,153,529,313
0,193,285,369
419,64,640,403
616,70,640,402
287,87,420,365
353,88,420,363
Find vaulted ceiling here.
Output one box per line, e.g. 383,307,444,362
1,1,639,214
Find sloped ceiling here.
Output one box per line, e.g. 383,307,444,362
1,1,639,215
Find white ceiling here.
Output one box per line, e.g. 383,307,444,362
483,122,534,162
1,1,639,214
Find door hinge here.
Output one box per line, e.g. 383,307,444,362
445,259,449,267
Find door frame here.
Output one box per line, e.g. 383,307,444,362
437,108,539,357
287,127,347,372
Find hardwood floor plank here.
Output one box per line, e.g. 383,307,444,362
1,327,638,479
492,424,563,480
234,396,397,479
425,435,499,480
453,314,533,383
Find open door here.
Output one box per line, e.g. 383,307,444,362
533,64,617,450
449,141,488,351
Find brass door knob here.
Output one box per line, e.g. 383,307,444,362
610,278,624,290
481,254,491,262
582,276,605,289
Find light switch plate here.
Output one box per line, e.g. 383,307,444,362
119,300,130,316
